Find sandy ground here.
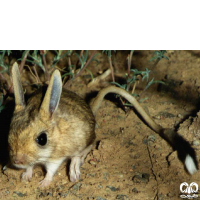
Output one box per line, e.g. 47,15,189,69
0,50,200,199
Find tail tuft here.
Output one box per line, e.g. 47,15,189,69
185,154,197,175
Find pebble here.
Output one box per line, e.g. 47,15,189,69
89,160,97,165
142,138,148,145
156,112,175,119
116,194,129,200
106,186,119,192
132,173,150,183
72,183,82,191
132,188,139,193
154,115,161,120
5,191,10,194
177,114,183,118
13,191,27,197
148,135,156,142
133,154,140,159
96,197,107,200
192,140,200,146
132,165,136,170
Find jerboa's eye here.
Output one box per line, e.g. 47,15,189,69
36,132,47,146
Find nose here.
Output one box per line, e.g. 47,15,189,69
12,154,25,165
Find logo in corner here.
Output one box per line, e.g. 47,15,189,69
180,182,198,199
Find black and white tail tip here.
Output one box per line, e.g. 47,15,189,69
185,154,197,175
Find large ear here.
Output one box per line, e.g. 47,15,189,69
12,62,25,111
40,70,62,117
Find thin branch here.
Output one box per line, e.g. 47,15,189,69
33,64,41,84
27,65,38,81
127,50,134,77
42,54,50,81
65,50,97,87
19,50,30,72
108,56,115,82
40,50,50,82
131,75,140,94
68,56,72,71
62,57,72,86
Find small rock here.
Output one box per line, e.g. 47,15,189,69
5,190,10,194
177,114,183,118
167,192,174,197
154,112,175,120
132,165,136,170
148,135,156,142
133,154,140,159
72,183,82,191
96,196,107,200
143,138,148,145
132,188,139,193
132,173,150,183
154,115,161,120
117,174,124,178
116,194,129,200
192,140,200,146
38,192,52,198
103,172,109,180
13,191,26,197
106,186,119,192
87,173,96,177
158,112,175,118
142,173,150,180
89,160,97,165
60,191,70,197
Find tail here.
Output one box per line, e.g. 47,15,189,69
91,85,198,174
162,129,197,174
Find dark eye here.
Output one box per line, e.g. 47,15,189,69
36,132,47,146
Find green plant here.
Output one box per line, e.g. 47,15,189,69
111,50,165,106
0,50,166,113
149,50,169,67
102,50,116,82
0,50,11,73
0,50,98,112
65,50,98,86
51,50,73,68
112,67,165,105
25,50,45,71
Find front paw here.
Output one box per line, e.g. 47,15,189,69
69,165,81,182
39,178,52,188
69,157,82,182
21,171,32,182
21,166,33,182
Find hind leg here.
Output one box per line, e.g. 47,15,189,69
69,144,93,182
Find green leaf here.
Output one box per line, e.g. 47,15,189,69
139,97,148,103
75,52,83,66
102,50,112,57
111,82,126,90
85,68,94,80
61,72,73,78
